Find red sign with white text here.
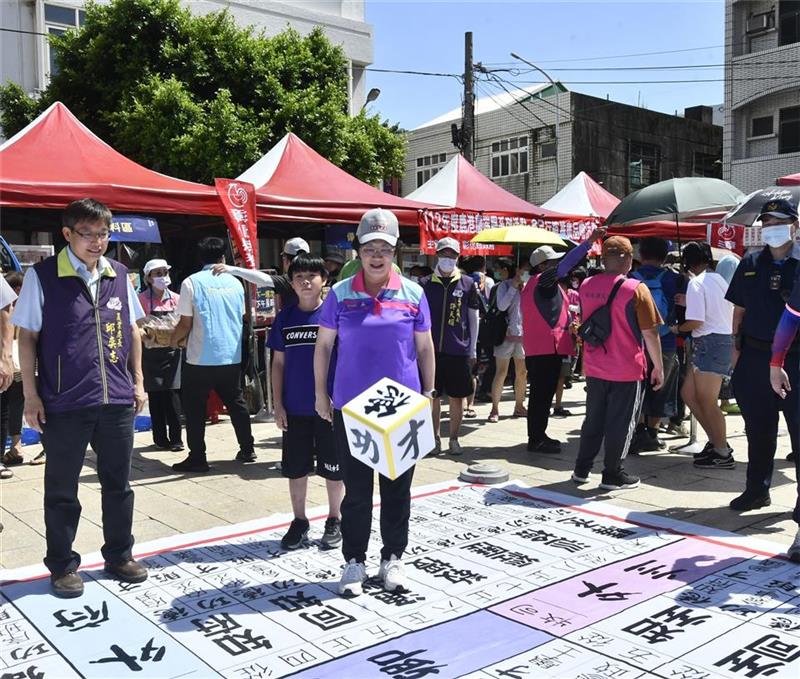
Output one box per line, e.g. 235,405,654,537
215,179,259,269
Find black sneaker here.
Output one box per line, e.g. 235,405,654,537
694,450,735,469
172,457,210,473
235,450,257,463
321,517,342,549
528,437,561,454
729,493,771,511
281,518,309,550
571,470,590,484
599,469,640,490
170,442,185,452
692,441,715,460
552,407,571,418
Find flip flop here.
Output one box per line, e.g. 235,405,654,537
488,413,499,423
29,452,46,466
464,408,478,419
0,464,13,479
3,450,24,466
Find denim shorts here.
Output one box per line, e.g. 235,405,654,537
691,333,733,377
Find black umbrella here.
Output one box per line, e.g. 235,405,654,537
723,186,800,226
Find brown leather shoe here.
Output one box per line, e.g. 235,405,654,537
51,570,84,598
104,559,148,583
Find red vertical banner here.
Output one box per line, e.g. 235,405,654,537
215,179,259,269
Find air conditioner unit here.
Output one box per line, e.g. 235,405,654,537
746,11,774,34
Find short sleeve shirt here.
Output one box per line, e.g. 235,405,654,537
139,288,180,315
319,270,431,409
632,284,662,331
685,271,733,337
0,276,17,311
267,304,334,416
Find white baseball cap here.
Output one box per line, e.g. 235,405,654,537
283,237,310,257
143,258,171,277
357,208,399,246
529,245,564,268
436,237,461,254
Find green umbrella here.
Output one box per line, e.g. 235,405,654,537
606,178,744,226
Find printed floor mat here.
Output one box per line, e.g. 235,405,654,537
1,481,799,678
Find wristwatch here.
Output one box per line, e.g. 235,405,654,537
423,389,438,399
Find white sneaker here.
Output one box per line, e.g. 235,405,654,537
338,559,366,597
788,527,800,564
379,554,408,592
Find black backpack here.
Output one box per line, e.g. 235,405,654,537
479,284,509,347
578,278,626,351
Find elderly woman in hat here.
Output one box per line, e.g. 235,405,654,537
138,258,183,451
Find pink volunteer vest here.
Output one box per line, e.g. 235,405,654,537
521,274,575,357
579,273,647,382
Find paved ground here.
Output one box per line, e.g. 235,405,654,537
1,385,798,570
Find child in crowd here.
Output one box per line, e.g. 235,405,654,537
267,254,343,550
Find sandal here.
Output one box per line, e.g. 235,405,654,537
3,449,24,466
513,407,528,417
29,451,46,466
0,464,13,479
488,413,499,423
464,408,478,419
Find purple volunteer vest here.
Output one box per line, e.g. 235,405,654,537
35,251,134,413
423,271,476,355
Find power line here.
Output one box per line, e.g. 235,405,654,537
366,67,462,81
481,44,724,66
503,60,800,72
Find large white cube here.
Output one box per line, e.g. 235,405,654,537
341,377,435,480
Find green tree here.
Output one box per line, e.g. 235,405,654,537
0,0,405,184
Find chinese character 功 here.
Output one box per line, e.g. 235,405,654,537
350,429,380,464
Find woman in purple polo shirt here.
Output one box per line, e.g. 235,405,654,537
314,208,435,598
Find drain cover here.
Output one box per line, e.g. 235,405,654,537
458,462,509,484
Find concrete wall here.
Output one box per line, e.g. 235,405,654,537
724,0,800,192
572,93,722,199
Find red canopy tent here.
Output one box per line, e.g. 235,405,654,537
237,133,432,226
778,172,800,186
0,102,223,216
405,154,577,254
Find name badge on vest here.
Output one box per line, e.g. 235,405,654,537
107,296,123,311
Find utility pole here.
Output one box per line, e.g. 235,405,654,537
463,31,475,162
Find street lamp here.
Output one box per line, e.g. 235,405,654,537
360,87,381,112
510,52,560,192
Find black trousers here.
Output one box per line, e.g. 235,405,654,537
0,380,24,455
182,363,254,461
148,389,183,446
42,404,135,575
576,377,645,475
526,354,564,444
333,410,414,563
733,346,800,520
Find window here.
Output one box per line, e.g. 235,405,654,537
779,0,800,46
779,106,800,154
44,3,85,77
415,153,447,187
628,141,661,190
693,152,721,178
490,135,528,178
751,116,774,137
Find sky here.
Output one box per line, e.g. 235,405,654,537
364,1,724,130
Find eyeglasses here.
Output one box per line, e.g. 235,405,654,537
361,247,394,259
73,230,111,242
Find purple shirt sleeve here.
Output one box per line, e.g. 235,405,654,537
556,238,594,280
266,311,285,351
415,293,432,332
318,289,340,330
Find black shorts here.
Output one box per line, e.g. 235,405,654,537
434,353,474,398
282,415,342,480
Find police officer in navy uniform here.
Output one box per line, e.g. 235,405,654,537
726,198,800,511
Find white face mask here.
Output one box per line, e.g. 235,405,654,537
762,224,793,248
520,272,531,284
409,275,419,283
437,257,457,274
152,275,171,290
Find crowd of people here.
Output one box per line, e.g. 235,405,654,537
1,195,799,601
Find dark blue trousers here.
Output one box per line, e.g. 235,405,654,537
732,346,800,522
42,404,135,574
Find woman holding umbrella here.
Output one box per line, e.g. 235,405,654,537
139,259,183,451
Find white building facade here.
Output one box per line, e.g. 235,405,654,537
723,0,800,191
1,0,373,113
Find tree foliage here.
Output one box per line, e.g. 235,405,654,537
0,0,405,184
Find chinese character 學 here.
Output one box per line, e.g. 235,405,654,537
365,384,411,418
350,428,379,463
367,649,446,679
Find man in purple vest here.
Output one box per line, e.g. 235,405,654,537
572,236,664,491
14,199,147,598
